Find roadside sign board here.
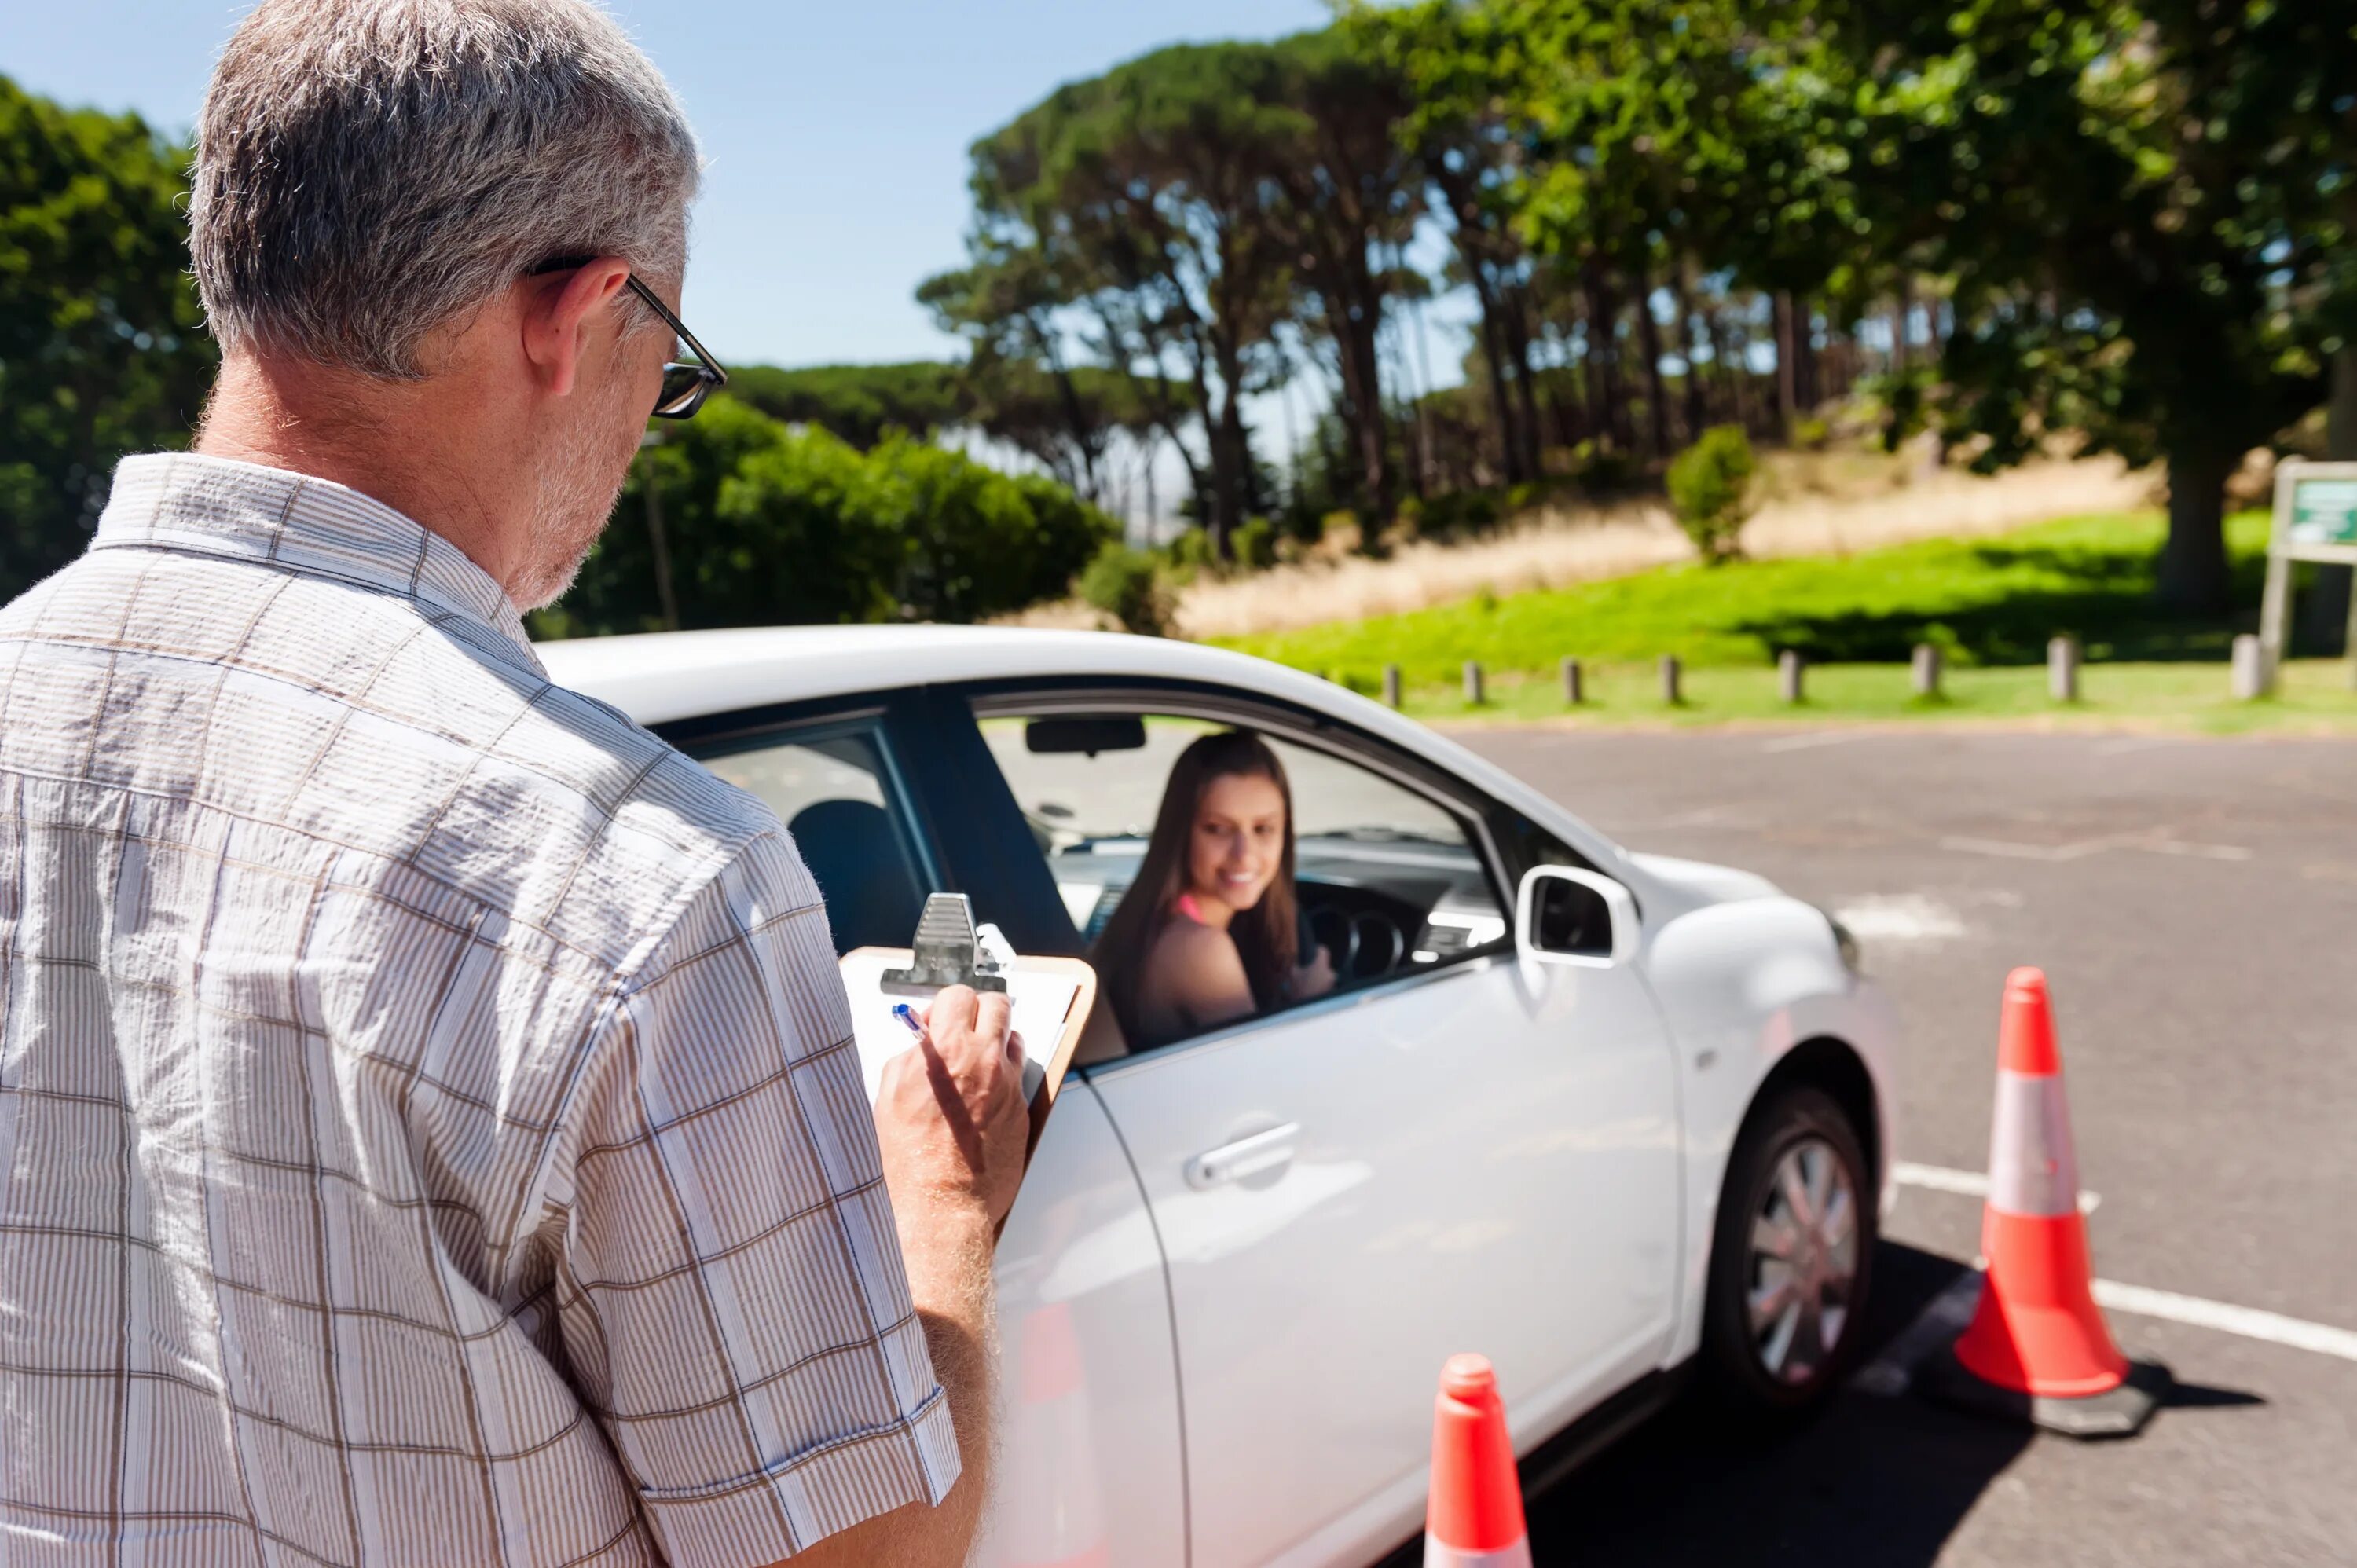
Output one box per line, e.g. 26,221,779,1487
2288,477,2357,548
2257,460,2357,689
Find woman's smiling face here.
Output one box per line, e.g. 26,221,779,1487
1186,771,1287,914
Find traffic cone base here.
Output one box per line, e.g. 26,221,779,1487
1954,1213,2127,1396
1922,1338,2172,1440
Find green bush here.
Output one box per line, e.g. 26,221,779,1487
1079,543,1175,636
1233,516,1278,571
1571,441,1639,496
1407,488,1503,542
863,434,1116,621
535,394,1117,636
1666,424,1758,565
1792,416,1832,451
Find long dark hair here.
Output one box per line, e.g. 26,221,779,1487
1093,729,1300,1045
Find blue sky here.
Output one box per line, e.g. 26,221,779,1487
10,0,1334,368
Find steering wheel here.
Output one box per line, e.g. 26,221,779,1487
1347,910,1405,975
1302,903,1406,982
1303,905,1354,974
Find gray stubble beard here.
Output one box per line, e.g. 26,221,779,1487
515,386,647,614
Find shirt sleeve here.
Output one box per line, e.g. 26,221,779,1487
552,830,959,1563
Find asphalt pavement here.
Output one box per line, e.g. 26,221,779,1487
1453,726,2357,1567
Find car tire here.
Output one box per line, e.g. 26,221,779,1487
1701,1086,1876,1416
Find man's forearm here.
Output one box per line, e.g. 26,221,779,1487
900,1194,1001,1551
779,1196,999,1568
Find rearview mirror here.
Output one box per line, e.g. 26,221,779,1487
1025,716,1147,756
1515,865,1637,967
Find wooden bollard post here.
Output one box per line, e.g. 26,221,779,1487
1778,650,1804,705
1463,660,1485,705
2231,633,2269,701
1659,654,1683,705
1561,657,1584,706
1382,663,1402,709
2047,635,2080,702
1911,643,1943,698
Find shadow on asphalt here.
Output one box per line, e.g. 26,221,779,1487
1524,1242,2024,1567
2155,1379,2266,1412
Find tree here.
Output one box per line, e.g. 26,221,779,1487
919,247,1116,503
721,361,964,449
952,43,1303,556
1823,0,2357,611
0,77,214,603
1481,0,1865,446
1263,29,1424,531
1347,0,1546,486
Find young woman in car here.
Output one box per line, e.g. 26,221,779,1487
1092,729,1337,1050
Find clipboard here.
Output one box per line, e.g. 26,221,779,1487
839,895,1097,1164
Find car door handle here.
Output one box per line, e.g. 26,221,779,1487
1185,1123,1302,1189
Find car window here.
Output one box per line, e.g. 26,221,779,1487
698,721,933,954
978,709,1511,1049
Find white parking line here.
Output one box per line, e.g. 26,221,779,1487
1939,830,2252,864
2091,1280,2357,1365
2144,838,2255,863
1761,731,1868,753
1940,834,2131,863
1867,1176,2357,1383
1856,1266,2357,1395
1894,1160,2101,1214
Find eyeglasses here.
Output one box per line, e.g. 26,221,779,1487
530,255,728,419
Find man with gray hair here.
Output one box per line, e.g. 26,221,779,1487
0,2,1026,1563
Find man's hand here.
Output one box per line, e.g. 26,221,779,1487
783,986,1028,1568
874,984,1028,1227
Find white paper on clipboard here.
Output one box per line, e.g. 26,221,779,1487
838,949,1085,1105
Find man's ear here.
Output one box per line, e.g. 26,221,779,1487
521,258,632,400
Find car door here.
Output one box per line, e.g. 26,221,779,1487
664,696,1189,1566
970,687,1683,1567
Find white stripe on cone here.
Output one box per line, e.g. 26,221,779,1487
1427,1540,1534,1567
1987,1067,2080,1218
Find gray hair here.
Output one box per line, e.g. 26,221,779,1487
191,0,701,379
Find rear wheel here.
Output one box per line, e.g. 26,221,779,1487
1702,1086,1875,1413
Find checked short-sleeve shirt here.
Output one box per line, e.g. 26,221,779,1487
0,454,958,1565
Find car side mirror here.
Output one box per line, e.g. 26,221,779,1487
1515,865,1637,967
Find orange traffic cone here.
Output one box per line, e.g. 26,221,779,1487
992,1302,1109,1568
1923,968,2168,1438
1424,1354,1531,1568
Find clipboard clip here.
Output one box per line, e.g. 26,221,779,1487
880,892,1010,996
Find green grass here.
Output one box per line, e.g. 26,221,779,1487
1215,508,2357,733
1219,509,2279,684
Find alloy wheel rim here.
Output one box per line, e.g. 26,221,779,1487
1745,1135,1859,1385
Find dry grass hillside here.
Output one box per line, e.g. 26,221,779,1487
1009,441,2159,639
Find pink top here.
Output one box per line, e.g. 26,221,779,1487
1174,891,1207,925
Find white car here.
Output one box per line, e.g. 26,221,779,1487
540,625,1901,1568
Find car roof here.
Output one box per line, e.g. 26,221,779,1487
536,624,1629,873
537,624,1371,729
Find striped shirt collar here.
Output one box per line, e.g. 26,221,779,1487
93,451,544,676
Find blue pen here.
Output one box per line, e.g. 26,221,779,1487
892,1002,923,1038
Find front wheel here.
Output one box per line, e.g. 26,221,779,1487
1702,1086,1875,1413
